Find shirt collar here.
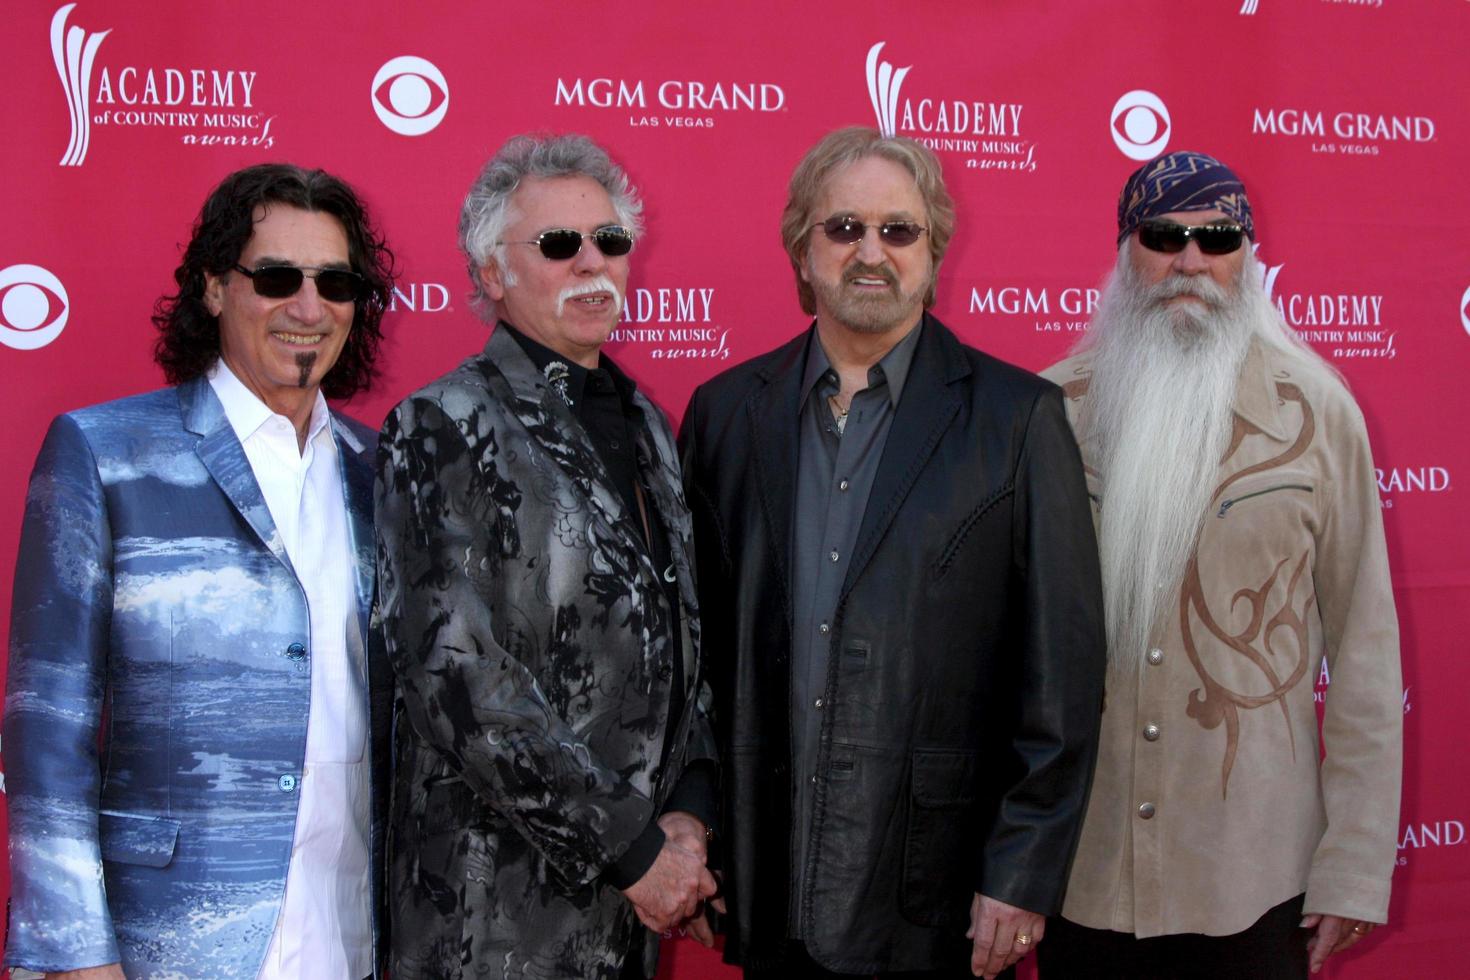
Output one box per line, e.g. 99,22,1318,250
799,319,924,412
499,320,638,409
207,357,331,447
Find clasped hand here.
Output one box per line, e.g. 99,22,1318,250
620,811,725,946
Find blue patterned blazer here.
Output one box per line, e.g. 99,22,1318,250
3,376,391,977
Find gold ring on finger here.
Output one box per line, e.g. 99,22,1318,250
1015,934,1032,947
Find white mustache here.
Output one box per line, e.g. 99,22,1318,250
556,275,623,317
1145,273,1230,310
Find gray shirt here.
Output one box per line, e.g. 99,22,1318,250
789,321,921,935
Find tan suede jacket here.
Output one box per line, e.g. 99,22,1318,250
1042,340,1402,937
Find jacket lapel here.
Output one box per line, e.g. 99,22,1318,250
631,391,701,679
485,327,635,535
181,376,297,578
841,316,968,600
747,331,809,608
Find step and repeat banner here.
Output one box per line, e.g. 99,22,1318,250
2,1,1466,976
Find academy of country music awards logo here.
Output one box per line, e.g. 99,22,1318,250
49,3,276,166
864,42,1036,173
1240,0,1387,13
607,287,730,362
1252,250,1397,360
0,265,69,351
50,5,456,163
553,75,785,130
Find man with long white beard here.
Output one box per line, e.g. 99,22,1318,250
1037,151,1402,979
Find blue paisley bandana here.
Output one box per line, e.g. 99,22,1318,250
1117,150,1254,244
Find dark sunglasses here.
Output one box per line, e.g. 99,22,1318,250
814,215,928,248
233,264,366,303
1136,219,1245,256
501,225,635,261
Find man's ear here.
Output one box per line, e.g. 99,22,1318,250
203,270,226,317
480,260,509,302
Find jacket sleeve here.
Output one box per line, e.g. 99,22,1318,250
374,395,656,889
977,385,1107,914
1303,395,1402,923
3,415,121,972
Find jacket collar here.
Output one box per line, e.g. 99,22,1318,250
483,325,694,607
1231,338,1290,443
747,313,971,604
179,374,374,614
180,375,295,575
842,313,969,599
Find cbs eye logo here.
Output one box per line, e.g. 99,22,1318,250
0,265,69,351
372,56,450,136
1460,284,1470,340
1110,90,1171,161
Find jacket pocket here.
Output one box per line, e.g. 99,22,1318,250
1215,482,1313,518
98,810,180,868
900,750,979,929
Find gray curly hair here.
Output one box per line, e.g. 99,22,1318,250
459,133,644,319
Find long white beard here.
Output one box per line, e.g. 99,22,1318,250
1078,249,1262,667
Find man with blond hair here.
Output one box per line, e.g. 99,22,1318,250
681,126,1106,979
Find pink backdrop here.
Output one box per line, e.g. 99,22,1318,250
3,2,1466,976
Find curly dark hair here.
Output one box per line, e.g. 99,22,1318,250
152,163,396,400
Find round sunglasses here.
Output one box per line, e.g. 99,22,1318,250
232,264,366,303
813,215,928,248
1136,219,1245,256
501,225,635,261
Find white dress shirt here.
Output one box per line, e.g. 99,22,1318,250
209,360,372,980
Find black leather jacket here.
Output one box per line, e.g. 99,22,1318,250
680,316,1106,973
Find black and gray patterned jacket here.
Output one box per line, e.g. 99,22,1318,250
374,326,713,979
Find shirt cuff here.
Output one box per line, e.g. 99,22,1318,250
604,821,667,890
662,760,719,835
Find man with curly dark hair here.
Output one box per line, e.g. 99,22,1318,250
5,163,398,979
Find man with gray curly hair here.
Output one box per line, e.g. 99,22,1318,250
375,133,719,979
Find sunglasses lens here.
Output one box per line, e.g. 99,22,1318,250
315,270,364,303
1194,226,1244,255
821,216,865,245
248,266,305,298
879,222,923,247
593,226,634,257
1137,222,1187,253
536,230,585,261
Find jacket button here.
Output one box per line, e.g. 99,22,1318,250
1147,648,1163,665
1137,802,1156,819
813,698,825,709
286,643,307,662
278,774,298,792
1142,724,1160,742
818,623,830,635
